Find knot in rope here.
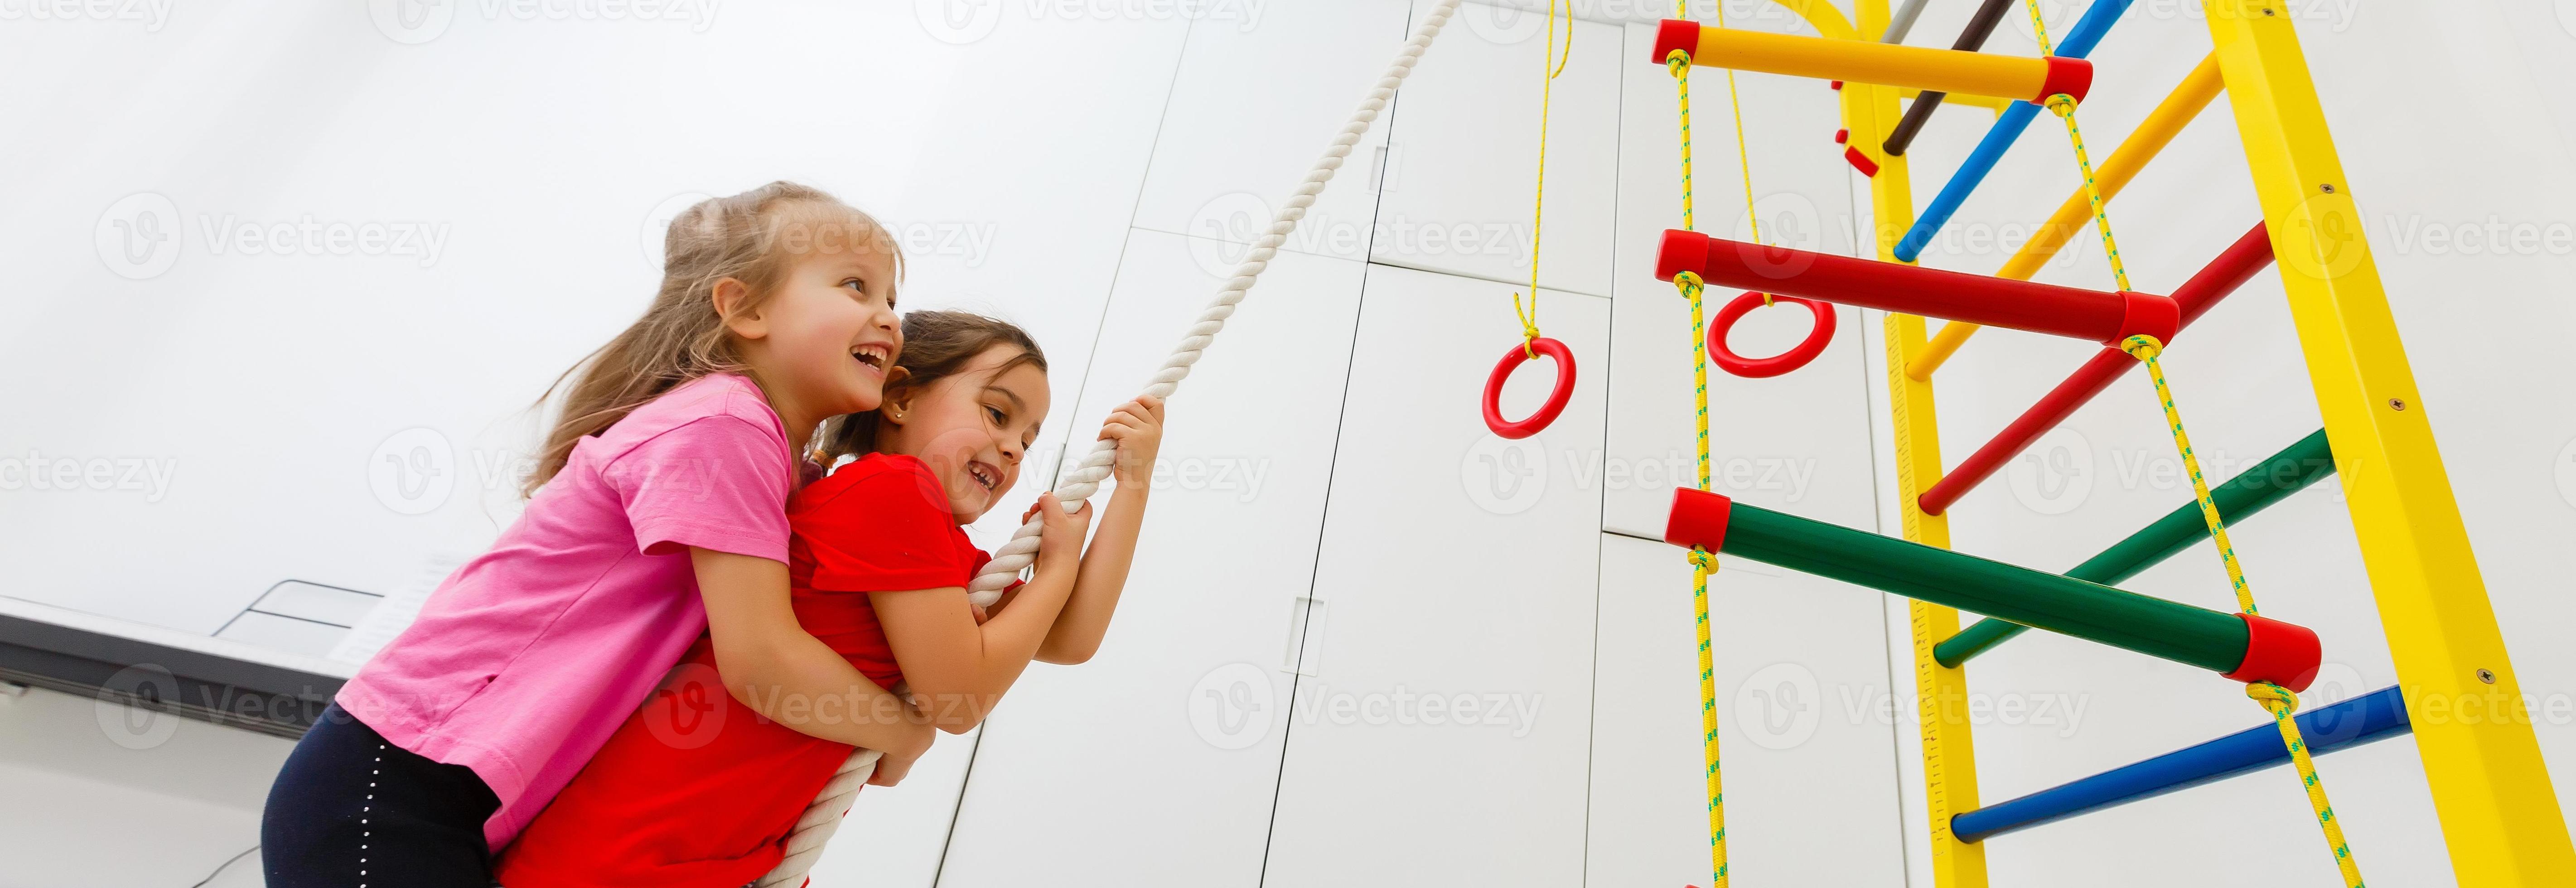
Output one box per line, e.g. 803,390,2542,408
2247,682,2302,715
1689,548,1717,573
1673,270,1705,295
2044,93,2079,117
1512,289,1543,358
2120,334,2164,361
1666,48,1691,77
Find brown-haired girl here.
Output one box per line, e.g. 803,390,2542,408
262,183,938,888
495,311,1163,887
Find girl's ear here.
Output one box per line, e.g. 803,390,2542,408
880,367,917,423
711,277,767,340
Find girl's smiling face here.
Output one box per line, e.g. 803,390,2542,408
749,238,902,420
875,344,1050,523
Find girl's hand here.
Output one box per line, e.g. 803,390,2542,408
1031,492,1092,568
1101,394,1167,489
869,743,922,787
867,687,932,787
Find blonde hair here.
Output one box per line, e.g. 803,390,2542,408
526,181,899,495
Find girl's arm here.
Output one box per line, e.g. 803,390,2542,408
869,494,1093,734
693,548,934,785
1032,394,1165,664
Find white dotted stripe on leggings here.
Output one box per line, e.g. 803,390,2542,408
361,744,380,886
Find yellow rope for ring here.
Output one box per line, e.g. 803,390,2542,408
1715,2,1769,307
2123,337,2366,888
1670,8,1727,882
1511,0,1573,358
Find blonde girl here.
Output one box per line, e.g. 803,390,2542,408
261,183,935,888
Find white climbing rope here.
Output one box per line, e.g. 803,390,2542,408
758,3,1466,883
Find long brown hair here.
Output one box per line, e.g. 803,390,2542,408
526,182,897,495
816,310,1046,464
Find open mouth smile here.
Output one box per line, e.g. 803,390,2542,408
851,342,890,374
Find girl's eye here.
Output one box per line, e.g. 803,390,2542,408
986,405,1006,424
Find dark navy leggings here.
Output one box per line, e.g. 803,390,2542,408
262,703,501,888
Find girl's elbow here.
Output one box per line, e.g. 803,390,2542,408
905,680,988,727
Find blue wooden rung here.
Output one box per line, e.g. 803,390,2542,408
1951,685,2410,843
1892,0,2136,264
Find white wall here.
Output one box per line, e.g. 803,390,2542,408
5,1,2574,887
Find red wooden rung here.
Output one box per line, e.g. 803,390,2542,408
1654,229,2177,346
1916,222,2275,515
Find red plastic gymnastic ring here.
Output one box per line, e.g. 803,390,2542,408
1482,337,1577,439
1708,290,1837,378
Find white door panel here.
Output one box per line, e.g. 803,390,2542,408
936,229,1367,888
1262,263,1609,888
1371,2,1622,297
1587,534,1912,888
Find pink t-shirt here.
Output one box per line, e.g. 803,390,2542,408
335,372,800,849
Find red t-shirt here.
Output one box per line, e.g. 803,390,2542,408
495,454,1000,888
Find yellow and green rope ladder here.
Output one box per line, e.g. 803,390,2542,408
2022,0,2363,883
1663,0,1757,878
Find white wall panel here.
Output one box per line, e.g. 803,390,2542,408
1129,0,1414,265
1262,264,1608,888
1588,533,1910,888
938,229,1368,888
1370,2,1622,297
